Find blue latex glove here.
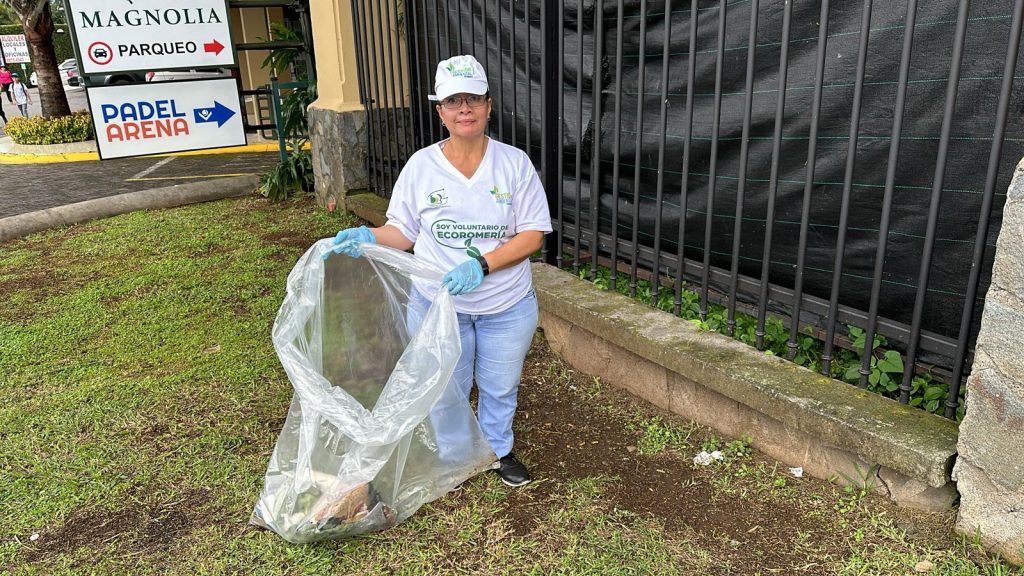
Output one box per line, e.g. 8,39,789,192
323,226,375,259
441,259,484,296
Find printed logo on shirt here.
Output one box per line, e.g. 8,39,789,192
431,219,508,249
427,189,448,207
489,185,512,205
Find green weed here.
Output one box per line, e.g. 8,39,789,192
630,416,694,455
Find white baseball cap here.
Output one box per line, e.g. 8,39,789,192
428,55,489,101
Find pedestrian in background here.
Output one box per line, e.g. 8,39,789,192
11,73,30,118
0,66,12,102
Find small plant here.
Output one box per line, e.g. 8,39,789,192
5,111,94,145
260,22,308,78
700,436,722,453
633,416,693,455
723,435,753,461
833,463,879,514
582,375,603,400
259,147,314,201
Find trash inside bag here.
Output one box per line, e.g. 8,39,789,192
251,241,497,543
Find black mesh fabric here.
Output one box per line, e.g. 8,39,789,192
405,0,1024,367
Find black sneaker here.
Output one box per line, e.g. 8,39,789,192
494,453,531,487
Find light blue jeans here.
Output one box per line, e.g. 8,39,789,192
407,288,538,460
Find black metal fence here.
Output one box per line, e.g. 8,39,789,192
350,0,1024,419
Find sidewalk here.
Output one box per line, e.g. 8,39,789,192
0,133,282,164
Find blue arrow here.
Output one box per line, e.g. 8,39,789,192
193,101,236,128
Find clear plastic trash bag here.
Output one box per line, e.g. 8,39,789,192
251,241,497,543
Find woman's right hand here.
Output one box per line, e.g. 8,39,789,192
323,226,376,259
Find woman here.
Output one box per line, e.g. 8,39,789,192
0,66,11,103
327,55,551,487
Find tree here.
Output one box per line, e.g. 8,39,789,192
2,0,70,117
0,4,17,25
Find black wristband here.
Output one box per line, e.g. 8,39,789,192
475,254,490,276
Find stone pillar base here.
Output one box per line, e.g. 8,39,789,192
953,158,1024,567
308,102,367,210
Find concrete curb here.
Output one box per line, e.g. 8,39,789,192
0,174,260,244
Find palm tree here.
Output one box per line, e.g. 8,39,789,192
2,0,71,117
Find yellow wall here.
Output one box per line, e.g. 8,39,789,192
310,1,412,112
231,7,289,89
227,6,290,129
309,0,364,112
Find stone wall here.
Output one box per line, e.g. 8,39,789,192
308,104,367,209
953,159,1024,565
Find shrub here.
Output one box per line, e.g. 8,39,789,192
259,147,314,201
5,111,95,145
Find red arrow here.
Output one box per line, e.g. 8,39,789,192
204,39,225,55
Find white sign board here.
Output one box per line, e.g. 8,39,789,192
0,35,31,64
88,78,246,160
66,0,235,74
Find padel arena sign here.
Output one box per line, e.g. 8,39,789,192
88,78,246,159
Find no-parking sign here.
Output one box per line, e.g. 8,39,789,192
65,0,236,75
88,78,246,159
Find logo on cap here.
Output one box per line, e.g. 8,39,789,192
446,62,476,78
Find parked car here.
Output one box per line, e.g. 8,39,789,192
29,71,37,87
59,58,78,87
146,68,234,82
92,73,148,85
68,72,148,87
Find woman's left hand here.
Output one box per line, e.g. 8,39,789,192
441,259,484,295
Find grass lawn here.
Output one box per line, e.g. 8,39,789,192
0,196,1019,575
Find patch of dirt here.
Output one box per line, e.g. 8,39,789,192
0,269,98,323
227,296,252,317
0,270,51,294
502,334,888,574
262,230,316,250
261,214,368,262
262,230,326,263
20,487,215,569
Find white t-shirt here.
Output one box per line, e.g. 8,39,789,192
385,138,552,315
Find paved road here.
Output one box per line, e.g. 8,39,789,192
0,152,279,219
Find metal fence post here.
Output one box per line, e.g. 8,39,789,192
269,75,288,162
541,0,560,265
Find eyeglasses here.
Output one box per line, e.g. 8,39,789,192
439,94,489,110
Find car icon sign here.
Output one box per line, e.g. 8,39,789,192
93,47,108,58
